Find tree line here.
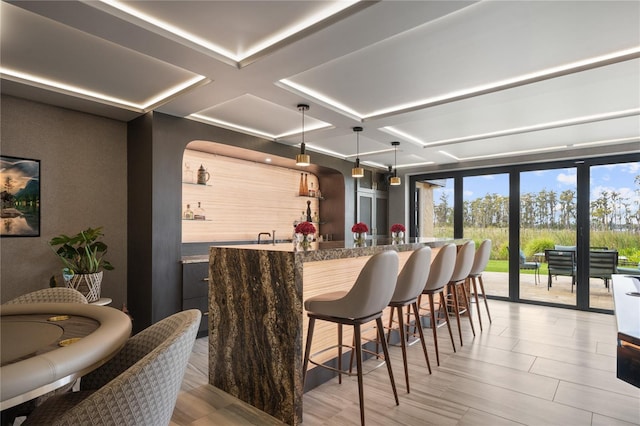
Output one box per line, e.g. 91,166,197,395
434,174,640,232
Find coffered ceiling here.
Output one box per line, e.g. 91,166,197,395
2,0,639,173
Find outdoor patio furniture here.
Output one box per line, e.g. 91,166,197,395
589,249,618,291
546,249,577,292
519,250,540,284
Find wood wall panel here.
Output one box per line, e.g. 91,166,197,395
182,149,321,243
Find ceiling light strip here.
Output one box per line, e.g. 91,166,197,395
1,67,144,111
343,148,395,159
143,76,210,111
303,143,346,158
239,1,368,67
276,79,363,121
188,114,276,139
365,160,435,169
274,123,333,140
93,0,238,62
94,0,366,68
420,108,640,148
572,136,640,147
366,47,640,120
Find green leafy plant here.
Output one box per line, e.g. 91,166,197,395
49,227,114,274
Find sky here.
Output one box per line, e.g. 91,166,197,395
432,161,640,206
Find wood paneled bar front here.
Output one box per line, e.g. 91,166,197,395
207,238,459,425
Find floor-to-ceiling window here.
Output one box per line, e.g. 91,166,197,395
463,173,509,298
588,163,639,310
415,178,454,238
519,168,577,307
409,154,639,313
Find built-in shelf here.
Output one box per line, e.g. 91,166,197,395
297,195,324,200
182,182,212,187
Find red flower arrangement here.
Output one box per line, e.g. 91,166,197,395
390,223,406,233
351,222,369,233
295,221,316,235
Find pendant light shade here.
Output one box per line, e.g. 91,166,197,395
295,104,310,166
352,126,364,178
390,141,401,186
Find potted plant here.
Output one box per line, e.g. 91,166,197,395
49,226,114,302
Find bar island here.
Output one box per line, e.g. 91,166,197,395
207,238,458,425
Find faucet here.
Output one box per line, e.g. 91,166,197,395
258,232,271,244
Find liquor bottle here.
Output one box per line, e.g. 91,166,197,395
313,211,319,223
183,204,194,220
309,182,316,198
316,186,322,199
303,173,309,196
194,202,206,220
298,173,305,196
184,162,194,183
306,200,312,222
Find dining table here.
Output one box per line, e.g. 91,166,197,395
0,302,132,411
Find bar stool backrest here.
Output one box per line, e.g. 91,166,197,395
469,239,492,277
424,244,456,292
391,246,432,304
341,250,399,319
450,240,476,282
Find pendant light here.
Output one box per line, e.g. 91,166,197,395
352,126,364,178
295,104,310,166
389,141,401,186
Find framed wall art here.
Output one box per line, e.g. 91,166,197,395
1,155,41,237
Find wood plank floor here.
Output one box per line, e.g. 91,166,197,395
171,300,640,426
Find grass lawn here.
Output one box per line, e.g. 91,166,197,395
487,259,547,275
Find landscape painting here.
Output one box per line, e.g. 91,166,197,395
1,155,40,237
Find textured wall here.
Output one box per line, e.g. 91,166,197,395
0,95,127,307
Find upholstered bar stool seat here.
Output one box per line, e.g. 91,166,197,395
468,239,492,331
419,243,457,366
303,250,400,426
386,246,432,393
446,240,476,346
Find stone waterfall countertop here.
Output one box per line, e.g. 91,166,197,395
181,237,461,263
204,236,464,424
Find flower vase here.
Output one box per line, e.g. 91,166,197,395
354,232,367,246
392,231,404,243
297,233,312,251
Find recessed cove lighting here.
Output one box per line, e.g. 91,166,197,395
189,114,275,139
281,47,640,121
97,0,359,63
0,67,207,112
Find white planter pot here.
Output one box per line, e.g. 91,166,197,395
64,271,103,302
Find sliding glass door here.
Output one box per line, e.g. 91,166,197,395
519,168,577,307
409,154,638,313
462,174,509,298
588,163,639,310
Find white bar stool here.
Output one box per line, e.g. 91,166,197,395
386,246,432,393
418,243,457,366
302,250,400,426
